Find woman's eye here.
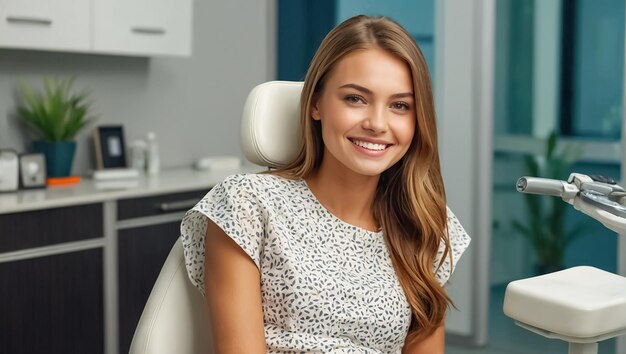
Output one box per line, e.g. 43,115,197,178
345,95,364,104
391,102,410,110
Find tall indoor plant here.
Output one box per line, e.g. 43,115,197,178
511,132,585,274
17,77,96,177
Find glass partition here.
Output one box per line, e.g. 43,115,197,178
490,1,624,353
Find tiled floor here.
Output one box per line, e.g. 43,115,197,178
446,285,616,354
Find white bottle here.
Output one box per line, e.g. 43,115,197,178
146,132,160,176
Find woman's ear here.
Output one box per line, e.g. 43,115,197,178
311,93,321,121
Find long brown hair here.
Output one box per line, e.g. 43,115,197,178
272,15,452,342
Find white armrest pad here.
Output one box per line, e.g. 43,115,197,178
503,266,626,338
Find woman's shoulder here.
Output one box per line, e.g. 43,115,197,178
431,206,471,285
444,207,471,258
445,207,468,236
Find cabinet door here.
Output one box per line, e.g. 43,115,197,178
0,204,103,253
0,0,89,51
92,0,192,57
118,221,181,354
0,249,104,354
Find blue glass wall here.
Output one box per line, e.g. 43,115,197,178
335,0,435,72
277,0,436,81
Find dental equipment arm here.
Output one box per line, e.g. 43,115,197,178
516,173,626,234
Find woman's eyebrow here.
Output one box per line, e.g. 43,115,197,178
338,83,413,99
390,92,414,99
339,83,373,94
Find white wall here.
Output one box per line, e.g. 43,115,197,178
0,0,275,175
435,0,494,346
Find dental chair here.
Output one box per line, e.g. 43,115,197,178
128,81,304,354
504,174,626,354
131,82,626,354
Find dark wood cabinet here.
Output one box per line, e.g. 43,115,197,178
0,186,209,354
0,203,104,354
0,249,104,354
118,221,182,354
116,189,207,354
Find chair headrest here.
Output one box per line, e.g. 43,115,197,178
240,81,304,167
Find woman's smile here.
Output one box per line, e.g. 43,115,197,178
348,137,392,156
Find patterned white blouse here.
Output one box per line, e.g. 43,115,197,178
180,173,470,353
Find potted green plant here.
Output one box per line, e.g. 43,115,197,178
17,77,97,177
511,131,586,274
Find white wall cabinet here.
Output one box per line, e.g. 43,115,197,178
0,0,192,57
0,0,90,52
93,0,192,57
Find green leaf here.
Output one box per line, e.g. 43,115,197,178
511,220,532,239
16,76,96,142
524,155,539,177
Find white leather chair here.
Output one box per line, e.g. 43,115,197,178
129,81,304,354
128,239,212,354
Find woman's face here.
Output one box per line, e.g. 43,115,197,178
312,48,416,178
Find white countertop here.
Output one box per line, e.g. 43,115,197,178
0,167,262,214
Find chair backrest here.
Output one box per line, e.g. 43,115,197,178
129,81,304,354
240,81,304,167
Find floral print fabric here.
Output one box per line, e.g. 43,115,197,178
180,173,470,353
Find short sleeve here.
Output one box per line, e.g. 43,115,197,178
433,207,471,286
180,174,266,295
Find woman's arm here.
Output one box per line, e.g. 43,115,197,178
402,324,445,354
204,219,266,353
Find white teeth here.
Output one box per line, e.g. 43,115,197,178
351,139,387,151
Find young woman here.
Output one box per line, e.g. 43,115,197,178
181,15,470,354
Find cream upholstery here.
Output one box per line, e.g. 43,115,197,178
240,81,304,167
129,81,304,354
128,239,212,354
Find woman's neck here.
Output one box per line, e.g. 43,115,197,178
304,161,380,232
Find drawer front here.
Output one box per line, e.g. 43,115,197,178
0,0,90,51
117,189,208,220
92,0,192,56
0,203,103,253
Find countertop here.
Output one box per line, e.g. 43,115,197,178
0,166,262,214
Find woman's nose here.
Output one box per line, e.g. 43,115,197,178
362,107,388,133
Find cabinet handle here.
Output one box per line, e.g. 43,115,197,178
131,27,166,35
6,16,52,26
157,199,198,212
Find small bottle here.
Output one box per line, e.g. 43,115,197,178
129,140,147,172
145,132,160,176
